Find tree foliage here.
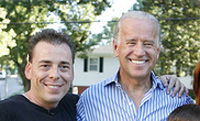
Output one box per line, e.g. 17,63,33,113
132,0,200,76
87,17,119,56
0,7,16,71
93,0,200,77
91,18,117,45
0,0,111,92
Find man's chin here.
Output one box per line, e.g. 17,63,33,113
46,95,64,103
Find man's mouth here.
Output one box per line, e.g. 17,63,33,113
131,60,146,64
45,84,63,89
47,85,60,89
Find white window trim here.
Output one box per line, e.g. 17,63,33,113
88,57,98,72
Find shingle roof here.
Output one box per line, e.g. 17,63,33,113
89,45,113,55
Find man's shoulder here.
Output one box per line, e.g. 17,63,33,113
153,86,194,104
86,71,117,90
85,80,105,90
59,93,79,116
0,94,26,114
80,79,114,99
79,72,118,99
62,93,79,104
0,94,24,106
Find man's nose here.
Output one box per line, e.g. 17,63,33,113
49,67,60,80
133,42,145,56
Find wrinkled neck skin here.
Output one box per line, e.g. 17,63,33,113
118,70,152,110
118,70,152,93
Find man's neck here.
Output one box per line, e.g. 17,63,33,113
24,91,58,110
118,74,152,110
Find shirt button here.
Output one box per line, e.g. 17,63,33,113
116,84,120,87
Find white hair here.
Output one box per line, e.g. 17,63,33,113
113,11,161,46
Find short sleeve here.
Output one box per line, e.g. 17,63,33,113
76,96,86,121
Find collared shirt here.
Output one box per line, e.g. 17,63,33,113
76,70,194,121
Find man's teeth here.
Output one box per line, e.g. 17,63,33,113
131,60,145,64
47,85,59,89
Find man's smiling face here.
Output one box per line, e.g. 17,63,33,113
25,41,74,109
113,18,160,80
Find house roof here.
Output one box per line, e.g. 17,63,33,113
76,44,114,57
89,45,113,55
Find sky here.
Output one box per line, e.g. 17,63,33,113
48,0,136,34
90,0,136,34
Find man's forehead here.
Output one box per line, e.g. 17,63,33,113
121,17,158,28
121,19,158,34
32,42,72,62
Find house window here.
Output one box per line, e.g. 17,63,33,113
83,57,103,72
89,58,98,71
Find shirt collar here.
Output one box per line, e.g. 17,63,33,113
104,69,164,90
151,71,165,90
104,70,120,86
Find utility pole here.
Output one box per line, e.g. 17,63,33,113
4,77,8,99
4,62,8,99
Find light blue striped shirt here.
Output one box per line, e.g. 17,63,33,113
77,70,194,121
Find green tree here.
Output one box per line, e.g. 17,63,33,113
0,7,16,72
93,0,200,76
0,0,110,92
132,0,200,76
90,17,118,46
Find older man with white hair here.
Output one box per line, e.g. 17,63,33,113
77,11,194,121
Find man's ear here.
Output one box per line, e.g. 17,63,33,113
157,47,160,59
71,66,74,82
113,40,119,57
25,62,32,80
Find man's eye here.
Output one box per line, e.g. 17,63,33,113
127,42,136,46
42,65,49,68
62,66,68,69
144,43,153,46
60,65,70,71
40,64,50,70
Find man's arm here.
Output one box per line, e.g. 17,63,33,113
159,75,189,98
76,97,86,121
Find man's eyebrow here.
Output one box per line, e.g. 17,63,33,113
39,60,51,63
144,40,155,43
38,60,70,65
60,61,70,65
126,38,136,42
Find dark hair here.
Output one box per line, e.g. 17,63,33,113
193,61,200,105
167,104,200,121
28,29,75,63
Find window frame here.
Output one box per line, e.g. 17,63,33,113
88,57,98,72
